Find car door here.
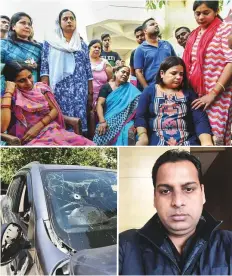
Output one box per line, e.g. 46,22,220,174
1,172,39,275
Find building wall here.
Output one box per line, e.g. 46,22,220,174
196,149,232,230
1,0,230,49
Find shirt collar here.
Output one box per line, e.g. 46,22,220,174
137,209,222,248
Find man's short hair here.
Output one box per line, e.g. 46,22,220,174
142,18,155,30
0,15,10,22
175,26,191,36
152,150,202,188
101,33,110,41
134,26,143,35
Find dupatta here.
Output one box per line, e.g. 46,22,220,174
93,82,141,145
10,82,65,138
45,17,82,90
183,17,222,96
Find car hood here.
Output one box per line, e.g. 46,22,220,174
69,244,116,275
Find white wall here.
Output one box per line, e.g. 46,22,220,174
2,0,230,44
1,0,95,42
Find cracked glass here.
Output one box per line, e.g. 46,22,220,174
41,169,117,252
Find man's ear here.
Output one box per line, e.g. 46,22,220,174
201,184,206,204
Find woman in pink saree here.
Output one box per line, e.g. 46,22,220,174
1,61,95,146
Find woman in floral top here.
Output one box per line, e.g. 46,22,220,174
135,56,213,146
40,9,93,133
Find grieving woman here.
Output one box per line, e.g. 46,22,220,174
1,61,94,146
183,0,232,145
40,9,93,133
93,66,141,145
89,39,113,108
1,12,42,94
135,56,213,146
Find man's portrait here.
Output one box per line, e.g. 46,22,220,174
119,147,232,275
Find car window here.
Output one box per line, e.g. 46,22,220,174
7,175,31,226
42,169,117,251
7,176,26,212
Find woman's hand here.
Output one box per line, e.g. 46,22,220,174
98,122,108,136
199,133,214,146
5,81,16,95
191,93,215,111
136,133,149,146
21,122,44,144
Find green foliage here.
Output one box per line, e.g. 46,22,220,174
146,0,227,11
146,0,166,10
218,0,224,11
0,148,117,185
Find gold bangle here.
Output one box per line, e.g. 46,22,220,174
211,89,219,97
46,114,53,122
138,131,147,137
4,92,13,96
217,82,225,92
41,119,46,126
2,96,12,99
1,104,11,109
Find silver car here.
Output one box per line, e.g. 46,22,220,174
1,162,117,275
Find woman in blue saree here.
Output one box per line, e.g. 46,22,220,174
93,66,141,145
1,12,42,95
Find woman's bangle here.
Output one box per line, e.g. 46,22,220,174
40,120,46,127
46,114,53,122
2,96,12,99
217,82,225,92
4,92,13,96
41,119,47,126
138,131,147,138
41,114,53,127
211,88,220,97
99,120,106,124
1,104,11,109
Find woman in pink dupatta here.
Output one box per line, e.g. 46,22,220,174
1,61,95,146
183,0,232,145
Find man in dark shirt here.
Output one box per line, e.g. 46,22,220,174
119,149,232,275
130,26,145,91
100,33,121,71
134,18,176,88
175,26,191,49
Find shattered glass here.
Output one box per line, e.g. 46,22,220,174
41,170,117,252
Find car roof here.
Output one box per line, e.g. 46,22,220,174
20,162,116,172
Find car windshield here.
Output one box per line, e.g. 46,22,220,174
41,169,117,251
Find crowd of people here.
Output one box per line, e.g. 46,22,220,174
1,0,232,146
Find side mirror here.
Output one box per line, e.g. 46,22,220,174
1,223,30,266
